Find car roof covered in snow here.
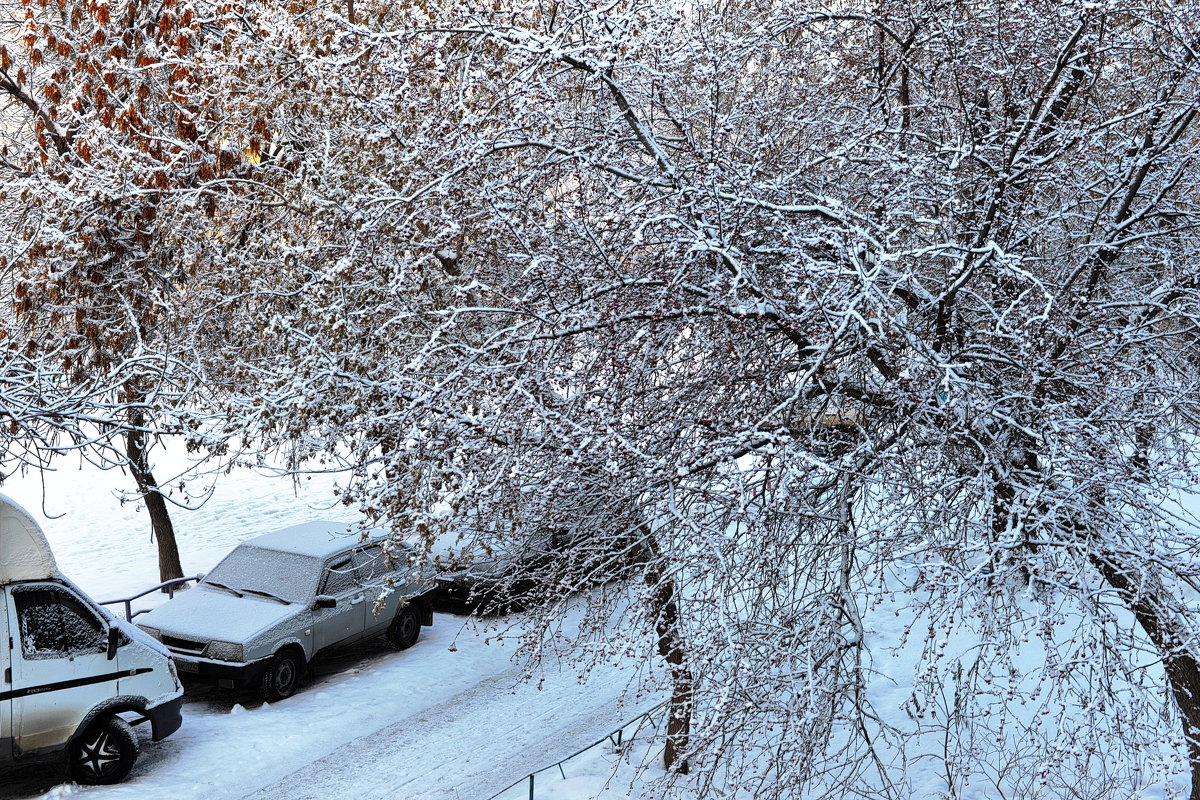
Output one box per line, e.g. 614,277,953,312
241,520,389,560
0,491,57,584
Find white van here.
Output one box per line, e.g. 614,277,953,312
0,493,183,784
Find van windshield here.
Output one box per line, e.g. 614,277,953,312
203,546,319,604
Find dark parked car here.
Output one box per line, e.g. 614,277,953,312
431,526,635,614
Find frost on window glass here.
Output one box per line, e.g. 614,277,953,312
13,586,106,660
352,544,391,582
321,557,360,595
204,545,321,604
359,542,416,584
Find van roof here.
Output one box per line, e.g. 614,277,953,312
0,492,57,584
242,520,385,560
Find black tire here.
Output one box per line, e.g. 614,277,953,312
387,604,421,650
259,648,304,701
70,714,139,785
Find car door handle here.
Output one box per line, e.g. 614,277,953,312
350,594,365,605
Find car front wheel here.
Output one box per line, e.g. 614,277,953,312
387,605,421,650
259,648,304,701
70,714,139,785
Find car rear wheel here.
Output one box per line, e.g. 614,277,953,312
70,714,139,785
387,604,421,650
259,648,304,701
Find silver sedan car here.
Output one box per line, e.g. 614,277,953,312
137,521,433,700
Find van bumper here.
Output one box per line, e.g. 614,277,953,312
146,695,184,741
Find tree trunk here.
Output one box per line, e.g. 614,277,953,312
1091,424,1200,797
124,400,184,586
1092,551,1200,800
634,527,693,774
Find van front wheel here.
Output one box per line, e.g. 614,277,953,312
70,715,139,785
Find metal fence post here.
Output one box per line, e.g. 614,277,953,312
528,773,534,800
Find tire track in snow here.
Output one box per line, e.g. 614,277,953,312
240,660,659,800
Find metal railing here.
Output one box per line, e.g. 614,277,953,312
487,699,668,800
100,575,201,622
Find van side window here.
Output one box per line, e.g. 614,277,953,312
13,586,106,660
321,558,359,595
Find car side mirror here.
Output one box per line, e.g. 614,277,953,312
314,595,337,609
106,626,119,660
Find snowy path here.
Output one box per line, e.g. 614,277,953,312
243,648,655,800
1,613,655,800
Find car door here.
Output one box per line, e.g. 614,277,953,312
312,555,366,652
351,545,411,636
0,588,12,761
8,583,116,756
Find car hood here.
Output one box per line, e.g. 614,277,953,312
138,585,299,643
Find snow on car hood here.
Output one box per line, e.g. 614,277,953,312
138,585,299,643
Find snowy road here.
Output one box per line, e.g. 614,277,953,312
1,612,656,800
244,644,655,800
0,454,658,800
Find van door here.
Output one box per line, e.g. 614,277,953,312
0,589,12,761
7,583,118,756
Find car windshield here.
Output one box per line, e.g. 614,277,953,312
203,545,320,604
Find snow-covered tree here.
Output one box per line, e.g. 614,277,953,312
0,0,302,581
210,0,1200,796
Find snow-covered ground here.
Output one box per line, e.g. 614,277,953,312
1,448,1192,800
0,449,664,800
